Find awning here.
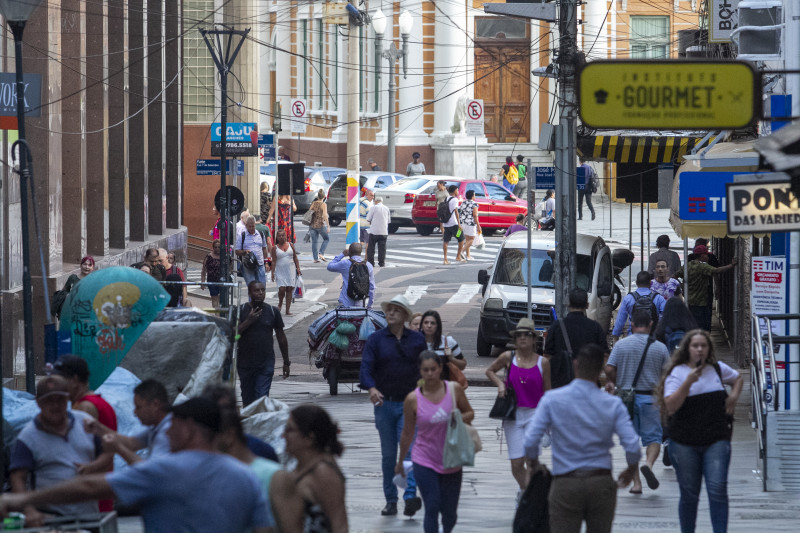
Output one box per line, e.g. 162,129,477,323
577,134,710,164
669,141,766,239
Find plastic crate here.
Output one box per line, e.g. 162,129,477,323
9,512,117,533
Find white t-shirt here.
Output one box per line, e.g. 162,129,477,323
545,197,556,218
444,196,459,227
367,203,391,235
664,361,739,398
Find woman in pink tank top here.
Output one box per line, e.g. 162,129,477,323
486,318,551,500
395,351,475,533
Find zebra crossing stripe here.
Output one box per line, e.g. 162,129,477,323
445,283,481,304
383,252,442,264
403,285,428,305
303,288,327,302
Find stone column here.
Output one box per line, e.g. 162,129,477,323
108,0,129,249
147,0,165,235
432,0,468,140
396,0,429,146
128,0,148,241
165,0,181,229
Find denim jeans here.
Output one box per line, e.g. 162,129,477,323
374,401,417,503
241,264,266,287
310,226,330,261
413,463,462,533
670,439,731,533
238,362,275,406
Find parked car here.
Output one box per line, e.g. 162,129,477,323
475,232,614,357
259,163,345,212
375,176,450,232
411,178,527,236
326,171,405,228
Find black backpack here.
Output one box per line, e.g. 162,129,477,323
347,259,370,302
631,291,659,326
437,197,453,223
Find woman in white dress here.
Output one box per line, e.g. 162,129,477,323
271,229,301,316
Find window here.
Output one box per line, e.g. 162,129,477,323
183,0,216,122
630,16,670,59
466,182,487,198
485,183,510,200
316,19,324,109
375,175,394,188
476,18,528,39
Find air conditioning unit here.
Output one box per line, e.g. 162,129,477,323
736,0,783,60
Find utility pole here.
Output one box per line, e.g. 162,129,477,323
201,26,250,309
345,2,364,245
484,1,576,319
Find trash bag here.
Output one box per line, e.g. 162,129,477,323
328,330,350,350
359,318,376,340
335,320,357,335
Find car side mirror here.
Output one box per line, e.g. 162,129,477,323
506,195,516,201
478,269,489,286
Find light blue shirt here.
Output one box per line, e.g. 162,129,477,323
611,287,666,337
523,379,641,475
326,253,376,308
132,413,172,459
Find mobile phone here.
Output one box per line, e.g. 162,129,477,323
696,360,703,368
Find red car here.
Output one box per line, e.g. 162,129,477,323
411,178,527,236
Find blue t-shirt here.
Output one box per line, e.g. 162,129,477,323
107,450,270,532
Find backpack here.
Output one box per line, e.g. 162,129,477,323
506,165,519,185
631,291,659,326
437,197,453,224
52,274,80,318
665,327,685,352
346,259,370,302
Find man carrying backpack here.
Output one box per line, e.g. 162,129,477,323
612,271,666,342
327,243,375,308
439,185,465,264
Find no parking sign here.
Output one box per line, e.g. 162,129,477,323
466,99,484,136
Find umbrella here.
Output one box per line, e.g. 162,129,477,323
59,267,170,389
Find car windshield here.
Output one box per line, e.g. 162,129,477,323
386,177,431,191
260,163,276,175
493,248,593,291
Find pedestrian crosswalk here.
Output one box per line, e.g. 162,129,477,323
380,241,503,266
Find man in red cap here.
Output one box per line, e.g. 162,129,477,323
687,244,737,331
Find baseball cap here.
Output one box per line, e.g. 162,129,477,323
693,244,709,255
52,355,90,383
36,375,71,400
171,397,222,433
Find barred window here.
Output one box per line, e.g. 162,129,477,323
630,16,670,59
183,0,217,123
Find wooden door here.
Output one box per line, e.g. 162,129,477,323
475,45,531,143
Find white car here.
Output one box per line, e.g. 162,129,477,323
378,176,450,232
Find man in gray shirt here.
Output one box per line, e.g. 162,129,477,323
605,309,670,494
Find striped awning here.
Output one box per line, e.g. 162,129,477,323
577,135,710,165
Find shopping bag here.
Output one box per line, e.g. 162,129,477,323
294,275,304,299
474,232,486,250
442,383,477,468
359,317,376,340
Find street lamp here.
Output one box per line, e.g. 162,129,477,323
0,0,45,395
372,9,412,173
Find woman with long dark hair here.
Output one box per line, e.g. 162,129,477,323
654,298,699,351
657,330,743,533
271,405,347,533
420,310,466,381
395,351,474,533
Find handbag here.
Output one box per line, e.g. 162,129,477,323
442,382,478,468
489,353,517,420
616,338,654,420
302,208,315,226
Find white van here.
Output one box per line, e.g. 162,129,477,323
476,232,615,357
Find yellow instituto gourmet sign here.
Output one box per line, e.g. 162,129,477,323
579,61,759,130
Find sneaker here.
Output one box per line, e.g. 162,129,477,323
403,497,422,517
662,446,672,467
591,213,596,220
381,502,397,516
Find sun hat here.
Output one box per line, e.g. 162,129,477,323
510,318,540,336
380,294,414,320
693,244,709,255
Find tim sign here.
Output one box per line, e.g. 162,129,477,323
726,180,800,234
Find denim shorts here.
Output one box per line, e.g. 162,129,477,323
633,394,662,446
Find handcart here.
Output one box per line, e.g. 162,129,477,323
308,307,387,395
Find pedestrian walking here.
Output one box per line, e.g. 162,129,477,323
524,344,641,533
420,310,466,381
658,329,743,533
687,244,737,331
578,157,596,220
501,156,518,191
395,351,475,533
648,235,682,278
260,182,272,225
271,405,348,533
442,185,465,265
327,243,376,308
200,239,222,308
359,294,426,517
604,309,671,493
612,271,667,340
654,298,699,352
544,288,608,389
268,194,297,244
458,190,481,260
359,189,374,244
435,180,448,234
309,189,331,263
3,397,273,533
366,196,391,267
485,318,551,498
235,216,269,286
407,152,426,176
651,259,681,300
271,229,301,316
513,154,528,199
409,312,423,331
53,256,95,319
234,281,291,406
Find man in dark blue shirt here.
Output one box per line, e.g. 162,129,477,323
360,294,426,518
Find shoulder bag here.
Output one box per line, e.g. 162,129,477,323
616,338,654,420
302,207,315,226
489,351,517,420
552,318,575,387
443,336,468,389
442,382,479,469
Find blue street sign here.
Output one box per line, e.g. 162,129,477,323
210,122,257,142
534,167,555,189
196,159,245,176
576,166,587,191
258,133,275,146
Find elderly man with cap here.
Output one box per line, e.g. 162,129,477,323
687,243,737,331
2,397,273,533
360,294,427,517
8,375,114,527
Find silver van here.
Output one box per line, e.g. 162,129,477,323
476,232,615,357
